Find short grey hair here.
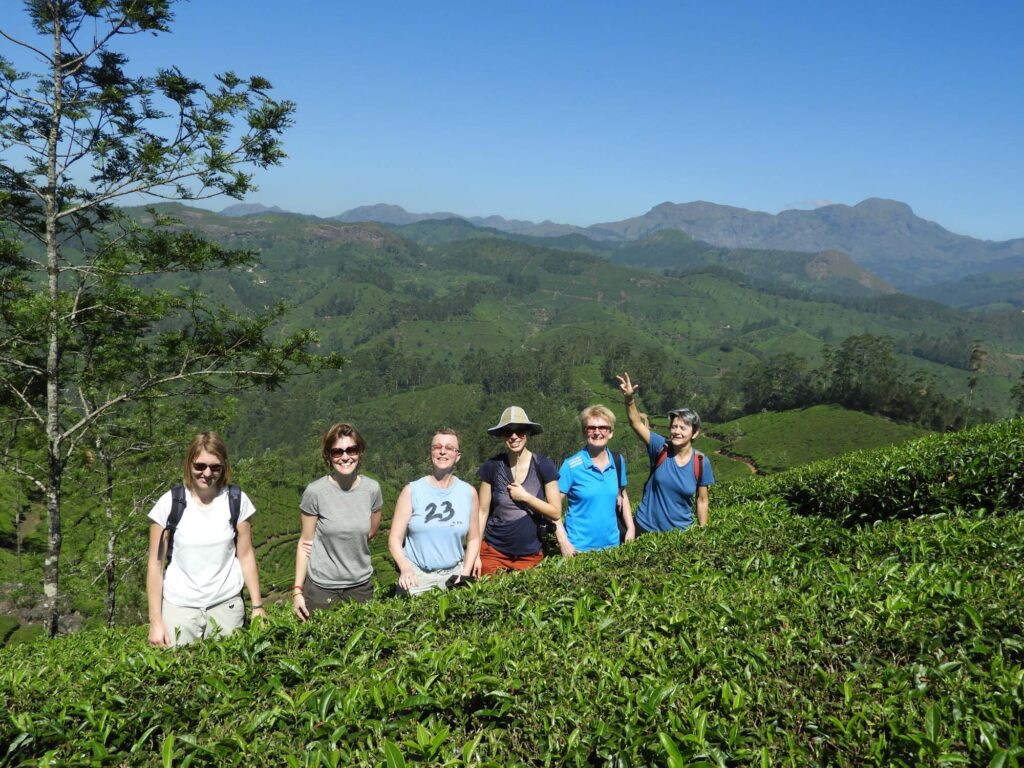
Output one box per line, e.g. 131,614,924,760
667,408,701,432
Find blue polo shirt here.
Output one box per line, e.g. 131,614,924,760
558,448,626,552
635,432,714,533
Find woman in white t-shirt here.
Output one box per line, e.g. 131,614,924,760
146,432,266,647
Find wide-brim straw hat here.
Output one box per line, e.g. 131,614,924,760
486,405,544,436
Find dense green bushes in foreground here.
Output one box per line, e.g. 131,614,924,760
713,418,1024,523
2,422,1023,766
2,506,1022,766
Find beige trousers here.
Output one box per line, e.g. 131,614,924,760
162,594,244,647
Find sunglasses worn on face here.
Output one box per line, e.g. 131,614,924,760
585,425,612,434
192,462,223,474
431,444,460,453
330,446,361,458
502,427,529,438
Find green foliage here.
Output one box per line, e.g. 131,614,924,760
714,418,1024,524
0,1,340,635
1013,373,1024,415
740,352,819,413
2,491,1023,764
710,405,929,474
0,615,18,645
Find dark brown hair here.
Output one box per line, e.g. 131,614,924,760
320,422,367,468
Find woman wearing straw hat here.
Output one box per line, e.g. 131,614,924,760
473,406,561,576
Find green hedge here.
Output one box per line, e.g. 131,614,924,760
2,499,1023,766
713,418,1024,524
0,615,19,646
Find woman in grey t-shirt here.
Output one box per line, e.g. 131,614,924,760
293,423,383,619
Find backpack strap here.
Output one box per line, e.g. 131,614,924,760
164,484,188,565
652,444,671,471
641,443,670,502
163,484,243,564
228,484,242,545
693,450,704,487
612,451,626,490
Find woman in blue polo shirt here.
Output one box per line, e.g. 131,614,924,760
616,372,714,533
555,405,634,556
389,428,481,595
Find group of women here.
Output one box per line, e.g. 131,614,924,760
146,373,714,646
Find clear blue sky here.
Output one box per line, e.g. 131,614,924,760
4,1,1022,240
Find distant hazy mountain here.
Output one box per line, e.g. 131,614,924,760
605,228,894,297
590,199,1024,290
220,203,288,217
393,218,893,298
335,203,593,238
332,204,461,226
466,215,586,238
274,199,1024,292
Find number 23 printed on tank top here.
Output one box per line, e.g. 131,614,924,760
424,500,456,524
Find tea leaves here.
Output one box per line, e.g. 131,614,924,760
2,421,1024,765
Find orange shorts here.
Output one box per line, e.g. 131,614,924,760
479,539,543,575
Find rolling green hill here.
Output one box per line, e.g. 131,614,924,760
132,205,1022,437
706,405,929,474
915,270,1024,312
4,204,1024,640
396,218,896,298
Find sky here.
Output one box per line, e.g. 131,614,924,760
2,1,1023,240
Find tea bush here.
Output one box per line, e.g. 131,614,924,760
2,493,1023,766
713,418,1024,524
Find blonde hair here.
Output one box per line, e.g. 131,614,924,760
433,427,461,449
182,431,232,492
579,404,616,432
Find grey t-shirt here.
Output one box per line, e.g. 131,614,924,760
301,474,383,589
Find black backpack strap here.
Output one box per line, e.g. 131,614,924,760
164,484,187,565
613,452,626,489
228,484,242,545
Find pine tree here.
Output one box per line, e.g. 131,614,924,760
0,1,339,635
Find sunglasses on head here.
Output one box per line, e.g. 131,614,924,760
330,446,361,458
192,462,223,474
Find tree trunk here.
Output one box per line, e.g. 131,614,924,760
43,13,65,639
43,447,61,637
99,442,117,626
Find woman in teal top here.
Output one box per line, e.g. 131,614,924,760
388,428,481,595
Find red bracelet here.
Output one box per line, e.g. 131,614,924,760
292,585,303,591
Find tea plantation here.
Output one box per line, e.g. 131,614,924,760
1,421,1022,766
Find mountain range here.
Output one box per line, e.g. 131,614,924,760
224,199,1024,293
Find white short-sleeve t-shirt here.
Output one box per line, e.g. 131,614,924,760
149,486,255,608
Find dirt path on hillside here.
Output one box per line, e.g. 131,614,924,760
714,448,759,474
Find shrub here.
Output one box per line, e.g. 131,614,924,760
713,419,1024,524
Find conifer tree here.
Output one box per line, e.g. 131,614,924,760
0,1,338,634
